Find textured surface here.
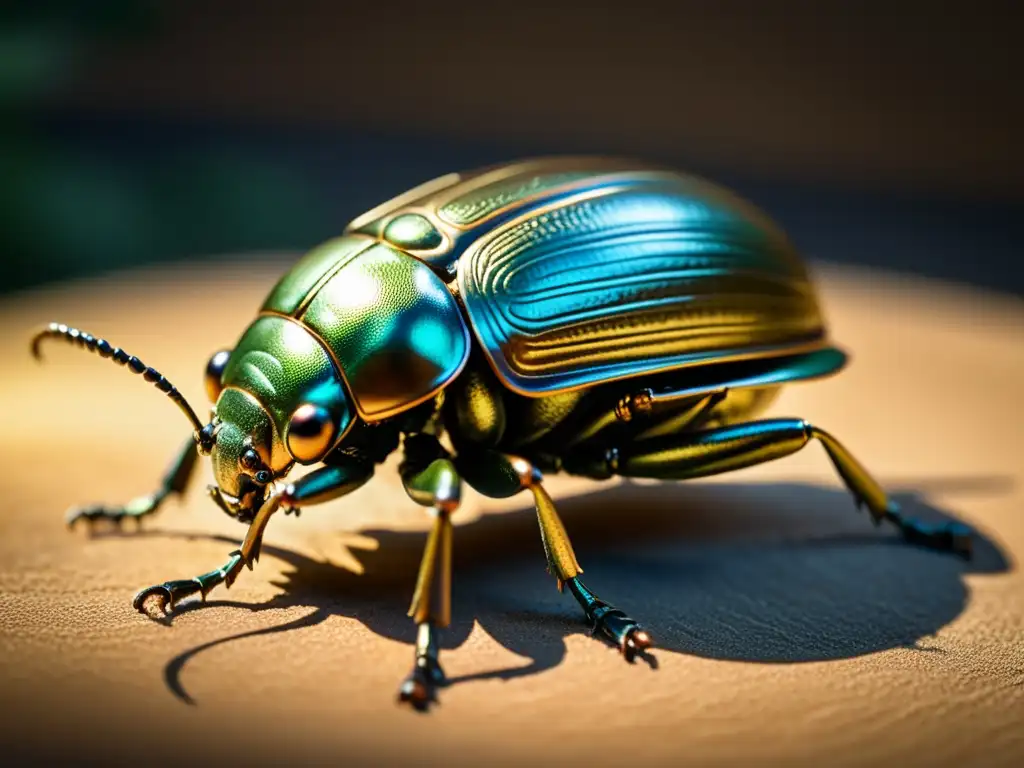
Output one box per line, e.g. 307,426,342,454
298,242,469,419
438,170,596,226
458,174,826,393
1,259,1022,766
220,315,350,462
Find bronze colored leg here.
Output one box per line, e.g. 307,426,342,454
397,435,461,709
455,448,653,661
68,435,199,529
808,425,972,556
565,418,972,557
399,507,454,709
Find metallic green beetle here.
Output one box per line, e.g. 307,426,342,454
31,157,972,709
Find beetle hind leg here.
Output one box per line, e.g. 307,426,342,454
808,425,972,557
564,575,653,661
564,418,972,557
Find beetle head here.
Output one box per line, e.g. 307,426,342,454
206,388,293,522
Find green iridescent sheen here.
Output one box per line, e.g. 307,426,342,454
262,236,375,315
383,213,443,250
209,388,275,498
402,457,461,508
299,244,468,418
35,158,976,714
222,315,349,432
458,179,824,395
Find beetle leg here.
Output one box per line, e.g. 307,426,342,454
566,419,972,557
67,435,199,531
807,425,973,557
132,486,284,616
455,448,653,662
133,551,246,614
280,453,375,511
396,434,460,710
565,578,653,662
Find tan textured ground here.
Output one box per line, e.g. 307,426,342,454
1,258,1021,767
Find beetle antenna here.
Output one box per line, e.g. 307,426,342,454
31,322,213,452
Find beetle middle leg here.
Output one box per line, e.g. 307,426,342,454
563,418,973,556
455,448,653,662
67,435,200,530
395,434,462,710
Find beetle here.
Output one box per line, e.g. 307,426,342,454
31,157,973,709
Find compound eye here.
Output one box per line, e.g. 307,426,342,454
240,448,260,470
285,404,337,464
204,349,232,403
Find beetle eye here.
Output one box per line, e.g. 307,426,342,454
204,349,232,403
286,403,337,464
254,470,272,485
241,448,260,470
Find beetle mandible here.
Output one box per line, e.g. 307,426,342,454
31,157,973,709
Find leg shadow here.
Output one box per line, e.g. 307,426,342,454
105,476,1010,703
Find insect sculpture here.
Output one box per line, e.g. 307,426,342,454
31,158,972,709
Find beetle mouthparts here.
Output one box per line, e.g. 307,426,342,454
207,485,261,523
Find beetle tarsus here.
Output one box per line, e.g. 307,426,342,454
884,504,973,558
66,494,162,531
397,654,446,712
565,577,653,662
594,608,654,662
133,551,246,618
133,584,175,615
64,437,200,534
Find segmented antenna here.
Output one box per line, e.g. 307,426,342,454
31,322,209,445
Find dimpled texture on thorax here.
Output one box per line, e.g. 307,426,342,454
294,242,469,420
220,314,350,445
262,236,376,315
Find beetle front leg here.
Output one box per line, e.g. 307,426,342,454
134,486,283,615
396,434,461,710
279,453,375,513
134,457,374,616
68,435,199,530
455,449,653,662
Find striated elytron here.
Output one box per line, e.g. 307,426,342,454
31,158,972,709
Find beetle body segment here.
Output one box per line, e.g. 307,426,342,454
209,236,470,501
347,158,837,396
260,237,470,421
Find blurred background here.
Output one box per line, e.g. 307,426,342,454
3,1,1022,297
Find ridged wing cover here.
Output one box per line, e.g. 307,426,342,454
445,166,829,394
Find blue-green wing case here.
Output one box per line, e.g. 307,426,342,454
348,159,839,395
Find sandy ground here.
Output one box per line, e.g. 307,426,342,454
0,257,1021,767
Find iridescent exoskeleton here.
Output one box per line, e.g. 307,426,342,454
31,158,972,709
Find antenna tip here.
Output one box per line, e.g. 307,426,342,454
30,322,67,361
